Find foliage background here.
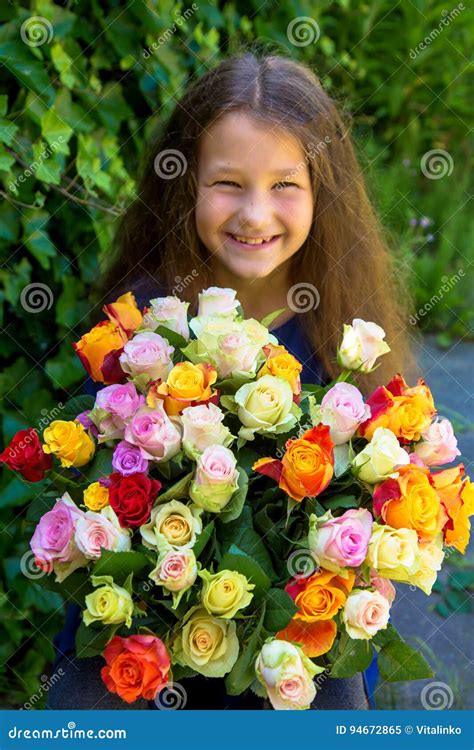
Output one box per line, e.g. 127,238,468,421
0,0,472,707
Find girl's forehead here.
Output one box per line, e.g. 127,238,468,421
197,111,307,172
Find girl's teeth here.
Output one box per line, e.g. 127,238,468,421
232,235,273,245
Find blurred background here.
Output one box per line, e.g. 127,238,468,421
0,0,472,709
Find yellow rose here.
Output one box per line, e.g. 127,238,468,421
83,575,133,627
103,291,143,336
147,361,218,416
173,606,239,677
408,534,445,595
83,481,109,511
257,344,302,397
199,569,255,618
43,420,95,468
140,500,203,552
229,374,297,441
366,522,420,581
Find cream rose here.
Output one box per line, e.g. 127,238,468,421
181,403,234,459
342,589,391,639
189,445,239,512
352,427,409,483
197,287,240,317
229,374,297,442
338,319,390,373
141,296,190,340
366,522,420,581
140,500,203,553
199,569,254,618
172,606,240,677
255,640,323,710
83,575,134,627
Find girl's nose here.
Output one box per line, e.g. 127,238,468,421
237,193,273,231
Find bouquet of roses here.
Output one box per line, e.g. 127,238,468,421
2,287,473,710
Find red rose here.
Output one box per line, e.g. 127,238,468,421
108,472,161,527
0,428,53,482
101,634,170,703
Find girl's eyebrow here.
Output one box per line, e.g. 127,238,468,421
208,163,302,176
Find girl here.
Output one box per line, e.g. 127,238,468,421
48,50,415,710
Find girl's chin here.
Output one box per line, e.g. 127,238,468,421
216,257,281,280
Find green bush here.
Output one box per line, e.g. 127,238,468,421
0,0,471,706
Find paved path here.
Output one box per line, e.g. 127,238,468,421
376,336,473,709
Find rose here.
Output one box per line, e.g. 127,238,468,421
74,506,131,559
43,420,95,469
319,383,371,445
142,296,190,339
254,425,334,502
352,427,409,484
230,375,297,441
199,569,254,618
112,441,149,476
0,428,52,482
147,361,218,416
308,508,373,572
414,417,461,467
255,640,322,711
373,464,447,543
409,534,445,594
95,383,145,420
75,411,99,438
342,589,390,639
337,319,390,373
181,403,234,459
257,344,302,398
359,374,436,443
124,404,181,462
186,316,273,378
150,549,197,594
140,500,203,552
73,320,127,384
172,606,239,678
108,472,161,528
189,445,239,513
366,522,420,581
369,571,396,603
431,465,474,553
83,482,109,511
101,635,170,703
30,493,87,582
103,291,143,336
119,332,174,382
84,575,134,627
197,287,240,317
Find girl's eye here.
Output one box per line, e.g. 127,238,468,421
214,180,240,187
274,181,298,189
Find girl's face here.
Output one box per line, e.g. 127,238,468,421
195,111,314,280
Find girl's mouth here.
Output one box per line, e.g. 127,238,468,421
225,233,281,249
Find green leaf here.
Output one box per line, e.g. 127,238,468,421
82,449,113,483
378,640,434,682
193,521,215,559
153,325,188,349
371,623,402,649
219,545,271,592
220,469,248,523
225,604,266,695
26,491,58,522
31,142,64,185
322,494,359,511
157,471,193,503
260,307,287,328
0,42,53,102
0,477,47,509
21,211,57,270
263,588,298,632
330,635,373,678
40,109,73,154
92,550,149,583
60,395,95,421
75,621,116,658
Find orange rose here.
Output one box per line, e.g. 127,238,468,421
103,291,143,336
73,320,127,384
146,362,218,416
373,464,447,543
253,425,334,502
101,634,170,703
359,373,435,443
277,568,355,657
432,465,474,553
257,344,302,398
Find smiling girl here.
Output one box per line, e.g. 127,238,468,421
48,50,415,710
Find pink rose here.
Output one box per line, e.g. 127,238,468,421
197,287,240,317
189,445,239,512
414,417,461,467
309,508,373,571
112,440,149,476
320,383,371,445
181,403,233,458
95,383,145,420
30,493,86,582
150,549,197,593
124,404,181,462
342,589,391,639
369,570,396,604
74,507,131,559
119,332,174,381
142,296,190,340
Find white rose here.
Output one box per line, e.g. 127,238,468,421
352,427,409,483
342,589,391,640
181,403,234,459
231,374,297,441
338,319,390,373
197,287,240,317
141,296,190,340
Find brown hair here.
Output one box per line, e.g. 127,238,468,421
99,50,417,392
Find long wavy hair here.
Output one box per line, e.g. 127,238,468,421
98,50,417,392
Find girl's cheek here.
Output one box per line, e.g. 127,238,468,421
197,191,238,226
